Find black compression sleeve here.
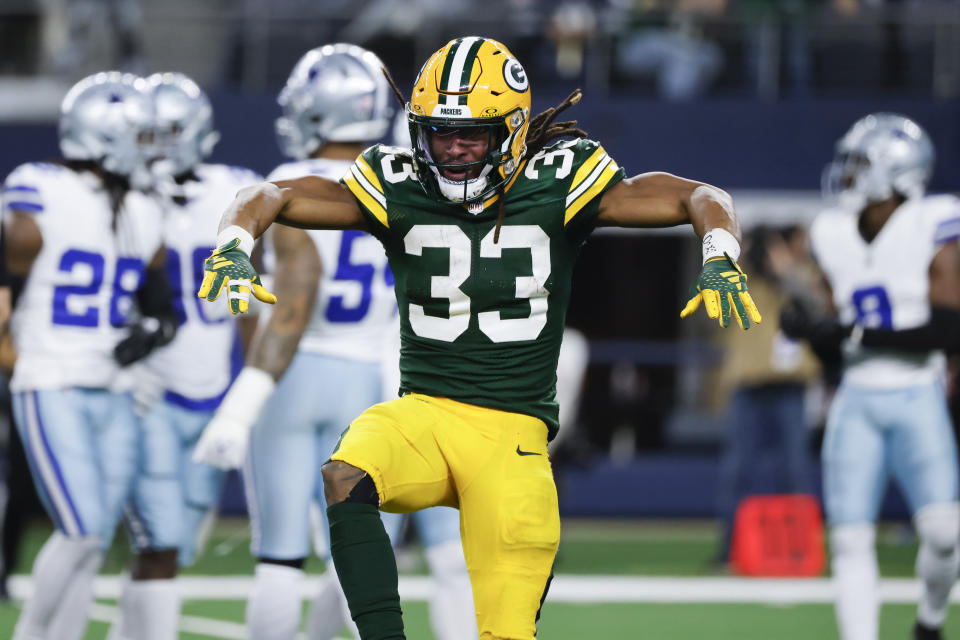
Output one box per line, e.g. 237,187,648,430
861,307,960,353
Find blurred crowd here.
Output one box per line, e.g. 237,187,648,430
2,0,959,102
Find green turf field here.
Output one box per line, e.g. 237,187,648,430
0,518,951,639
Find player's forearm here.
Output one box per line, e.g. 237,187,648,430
218,182,287,240
688,185,740,243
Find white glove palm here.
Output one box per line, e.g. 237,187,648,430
192,367,276,470
192,410,253,470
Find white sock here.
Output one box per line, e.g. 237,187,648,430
424,540,477,640
13,533,102,640
247,563,304,640
45,544,103,640
122,579,180,640
335,577,360,640
305,568,347,640
106,574,135,640
915,502,960,628
831,524,879,640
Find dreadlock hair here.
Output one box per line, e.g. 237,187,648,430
493,88,588,243
62,160,131,230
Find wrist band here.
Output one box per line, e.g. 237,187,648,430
217,225,255,257
219,366,276,422
702,228,741,264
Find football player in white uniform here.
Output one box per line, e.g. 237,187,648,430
106,72,263,640
193,44,475,640
2,72,171,640
782,113,960,640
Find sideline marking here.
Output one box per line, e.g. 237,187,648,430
8,574,958,604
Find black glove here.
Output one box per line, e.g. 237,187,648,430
114,316,177,366
779,298,851,365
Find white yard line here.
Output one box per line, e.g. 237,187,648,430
7,574,955,605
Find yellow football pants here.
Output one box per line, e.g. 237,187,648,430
329,393,561,640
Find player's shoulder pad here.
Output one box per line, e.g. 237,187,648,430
1,162,62,215
920,194,960,245
340,144,418,230
266,160,311,183
520,137,622,225
200,163,263,188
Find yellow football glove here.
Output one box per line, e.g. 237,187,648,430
197,238,276,314
680,252,762,329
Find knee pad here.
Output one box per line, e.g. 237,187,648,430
501,477,560,552
830,523,875,559
259,556,306,570
915,502,960,554
343,474,380,507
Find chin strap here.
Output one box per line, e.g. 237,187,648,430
493,184,506,244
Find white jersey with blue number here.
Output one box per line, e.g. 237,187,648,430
146,163,263,405
2,162,164,392
810,194,960,389
266,158,397,363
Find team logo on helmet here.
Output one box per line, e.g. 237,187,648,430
503,59,528,93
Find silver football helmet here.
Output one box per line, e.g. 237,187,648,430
59,71,154,182
147,72,220,177
823,112,935,209
275,43,394,159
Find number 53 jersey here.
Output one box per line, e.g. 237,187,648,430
341,138,624,437
810,194,960,389
266,158,400,364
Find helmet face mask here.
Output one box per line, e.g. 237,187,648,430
410,118,509,202
59,71,155,187
407,37,531,204
276,43,394,160
147,72,219,178
822,112,935,210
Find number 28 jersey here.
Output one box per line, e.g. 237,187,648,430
2,162,163,392
341,139,624,436
810,194,960,389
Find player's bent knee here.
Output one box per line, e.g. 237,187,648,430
915,502,960,553
321,461,379,507
131,547,179,580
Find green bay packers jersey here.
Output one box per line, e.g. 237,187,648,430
341,138,624,437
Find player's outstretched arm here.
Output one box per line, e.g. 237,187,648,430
198,175,365,314
596,172,762,329
193,225,322,470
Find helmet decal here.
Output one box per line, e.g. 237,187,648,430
503,58,528,92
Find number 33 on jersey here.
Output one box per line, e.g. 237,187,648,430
341,138,624,437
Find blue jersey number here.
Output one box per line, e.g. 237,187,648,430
166,246,223,326
52,250,143,328
325,230,392,323
851,286,893,329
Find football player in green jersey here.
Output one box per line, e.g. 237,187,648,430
198,36,761,640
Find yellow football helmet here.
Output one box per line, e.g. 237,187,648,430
407,36,531,203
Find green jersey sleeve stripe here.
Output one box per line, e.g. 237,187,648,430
566,154,612,208
564,158,620,224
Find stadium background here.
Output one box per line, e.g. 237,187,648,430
3,0,960,638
